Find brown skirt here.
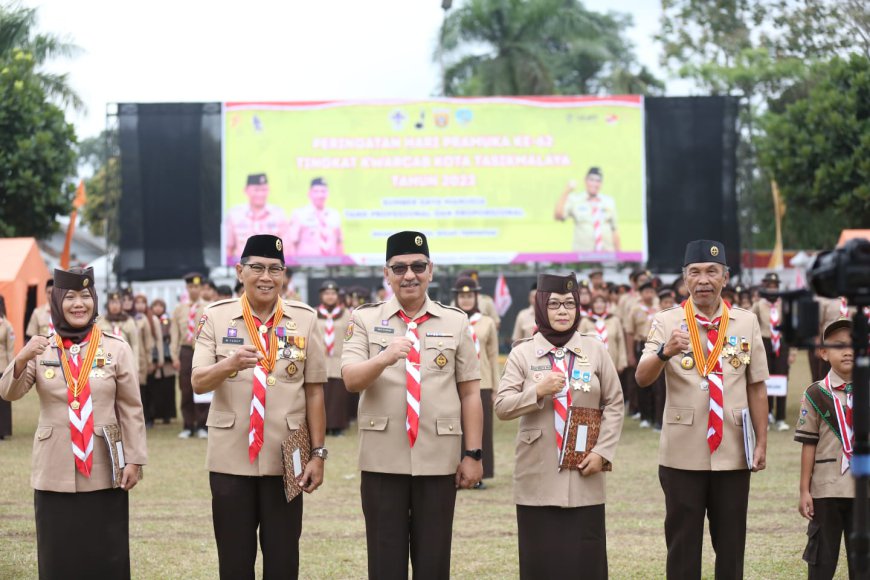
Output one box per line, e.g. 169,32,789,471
324,377,349,431
34,487,130,580
517,503,607,580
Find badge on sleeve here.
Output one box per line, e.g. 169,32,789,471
195,315,208,341
345,321,354,341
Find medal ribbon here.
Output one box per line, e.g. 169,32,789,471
240,295,283,462
547,350,576,453
397,310,432,448
55,327,102,477
468,312,482,358
823,373,854,474
684,300,729,453
683,300,730,379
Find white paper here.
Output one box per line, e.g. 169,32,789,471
765,375,788,397
742,408,756,470
116,441,126,468
292,449,303,477
574,425,589,452
193,390,214,403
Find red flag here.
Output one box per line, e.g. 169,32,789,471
494,273,512,316
61,181,87,269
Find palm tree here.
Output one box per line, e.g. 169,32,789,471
0,2,83,110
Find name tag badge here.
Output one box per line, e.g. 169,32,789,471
374,326,395,334
530,365,552,371
222,337,245,345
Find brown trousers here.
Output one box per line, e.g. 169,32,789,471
517,503,608,580
0,372,11,437
763,337,790,421
360,471,457,580
480,388,494,479
210,472,303,580
179,345,208,430
324,377,349,431
804,497,856,580
658,466,750,580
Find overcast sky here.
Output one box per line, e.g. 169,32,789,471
28,0,692,139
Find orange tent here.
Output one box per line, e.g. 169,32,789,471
0,238,51,354
837,229,870,247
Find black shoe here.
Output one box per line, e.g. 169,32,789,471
473,481,487,490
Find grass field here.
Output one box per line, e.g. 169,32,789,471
0,354,851,579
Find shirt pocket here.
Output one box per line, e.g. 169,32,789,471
368,337,400,367
206,410,236,429
665,407,694,426
423,336,456,373
435,417,462,436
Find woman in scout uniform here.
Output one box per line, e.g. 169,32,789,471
0,296,15,438
579,294,628,374
97,290,141,380
453,276,500,483
149,299,176,423
0,267,147,579
133,294,160,427
495,273,624,580
315,280,351,436
191,234,328,580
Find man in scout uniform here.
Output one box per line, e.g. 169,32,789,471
286,177,344,257
636,240,769,580
554,167,620,254
25,278,55,340
751,272,793,431
225,173,290,264
794,318,857,580
171,272,208,439
511,282,538,343
192,234,327,579
342,230,483,580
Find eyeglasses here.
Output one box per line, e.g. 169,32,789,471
387,261,430,276
546,300,577,311
244,263,286,277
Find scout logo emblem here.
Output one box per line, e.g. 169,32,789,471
70,344,81,355
345,321,354,341
730,356,741,369
82,278,89,288
70,400,80,410
44,369,55,379
227,327,238,338
567,280,574,290
680,355,694,370
276,239,283,252
435,353,448,368
196,315,208,341
414,235,423,246
286,362,298,377
266,375,277,386
192,276,201,285
710,246,719,257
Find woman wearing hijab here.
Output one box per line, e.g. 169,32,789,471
149,299,176,423
495,273,624,579
0,267,147,579
453,276,500,484
0,296,15,438
97,290,140,381
133,294,160,427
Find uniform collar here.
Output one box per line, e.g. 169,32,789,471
384,295,440,320
689,297,726,320
226,298,285,321
532,330,583,357
827,369,850,389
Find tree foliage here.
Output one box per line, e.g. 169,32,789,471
436,0,664,97
758,55,870,248
0,50,77,238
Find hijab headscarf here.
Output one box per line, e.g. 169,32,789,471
50,267,98,343
451,276,481,317
104,290,130,323
534,273,581,348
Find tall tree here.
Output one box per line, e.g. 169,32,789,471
435,0,663,97
76,131,121,243
0,2,83,110
0,50,77,238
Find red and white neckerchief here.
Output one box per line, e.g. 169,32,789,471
693,312,726,453
640,303,656,321
185,301,198,342
822,372,853,474
548,348,575,452
47,310,55,336
578,306,590,319
589,196,603,251
317,211,331,255
111,323,122,337
318,305,342,357
239,296,282,462
397,310,431,448
467,312,482,358
839,297,849,317
768,299,782,357
56,329,102,477
592,314,608,345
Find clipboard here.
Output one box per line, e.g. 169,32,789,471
101,424,142,487
280,422,311,502
558,406,612,471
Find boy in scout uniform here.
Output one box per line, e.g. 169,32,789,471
342,231,483,580
554,167,620,254
751,272,793,431
192,234,327,580
636,240,769,580
25,278,55,340
794,318,857,580
171,272,208,439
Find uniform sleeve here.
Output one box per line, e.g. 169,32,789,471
5,321,15,355
794,388,820,444
591,342,624,463
112,340,147,465
485,320,500,390
511,314,524,343
25,310,39,339
454,316,481,384
494,347,543,420
641,312,666,358
303,314,327,384
746,315,770,384
340,311,370,370
191,311,218,369
0,358,36,401
623,307,637,337
169,306,181,362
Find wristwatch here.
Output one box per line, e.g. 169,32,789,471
311,447,328,461
656,343,672,362
463,449,483,461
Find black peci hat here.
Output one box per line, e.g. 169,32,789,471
762,272,781,285
386,231,429,261
54,268,94,292
246,173,268,186
537,273,578,294
241,234,285,263
683,240,727,267
639,281,655,292
320,280,339,292
310,177,327,188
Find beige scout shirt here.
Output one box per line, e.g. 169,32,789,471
495,332,624,507
315,307,351,379
471,315,499,391
751,298,781,339
25,304,52,338
133,315,156,384
794,370,855,499
96,317,140,381
642,302,769,471
564,192,618,252
170,299,203,362
0,333,147,492
511,306,536,343
341,296,480,476
817,297,853,338
193,298,327,476
0,317,16,370
578,315,628,372
624,302,658,343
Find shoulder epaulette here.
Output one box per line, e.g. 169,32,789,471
283,299,316,314
661,305,682,313
730,305,752,315
510,337,534,349
205,298,238,310
433,301,466,316
352,301,383,313
101,332,125,343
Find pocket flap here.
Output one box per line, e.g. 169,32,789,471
436,418,462,435
285,414,306,430
359,415,388,431
36,426,53,440
425,337,456,350
731,408,744,427
665,407,694,425
92,424,118,438
206,410,236,429
519,428,542,444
